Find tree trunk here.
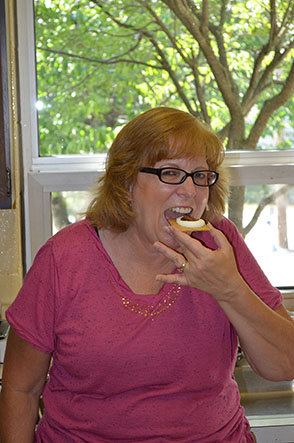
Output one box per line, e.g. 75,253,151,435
51,195,70,231
228,186,245,236
276,187,288,249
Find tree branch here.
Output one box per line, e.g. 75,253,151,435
59,66,101,94
201,0,209,31
145,31,197,115
37,46,164,70
269,0,277,48
208,22,230,75
243,185,294,236
217,122,230,142
219,0,229,27
91,0,197,115
276,0,294,42
245,59,294,148
242,46,271,111
242,0,294,113
161,0,243,119
141,0,217,122
191,54,210,123
242,45,293,113
141,0,194,68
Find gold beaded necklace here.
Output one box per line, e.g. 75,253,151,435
105,264,182,321
98,225,182,320
120,284,182,320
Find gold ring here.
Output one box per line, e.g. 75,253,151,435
178,260,187,273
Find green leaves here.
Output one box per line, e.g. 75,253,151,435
35,0,294,155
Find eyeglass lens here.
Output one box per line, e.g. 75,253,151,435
160,168,216,185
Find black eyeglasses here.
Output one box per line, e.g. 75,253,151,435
139,167,219,186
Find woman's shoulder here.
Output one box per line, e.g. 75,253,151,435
213,215,237,231
50,218,95,243
39,219,98,263
212,216,241,242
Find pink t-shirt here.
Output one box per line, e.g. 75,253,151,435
6,218,282,442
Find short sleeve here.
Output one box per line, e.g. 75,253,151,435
6,241,57,353
217,218,283,310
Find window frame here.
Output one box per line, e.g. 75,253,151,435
17,0,294,276
0,0,11,209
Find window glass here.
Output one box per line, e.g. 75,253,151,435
51,191,91,234
34,1,156,156
236,184,294,288
34,1,294,156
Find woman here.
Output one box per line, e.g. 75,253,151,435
1,107,293,442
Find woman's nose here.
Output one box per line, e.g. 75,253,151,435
176,176,197,197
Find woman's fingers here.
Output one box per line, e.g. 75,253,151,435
206,222,230,249
154,223,242,300
169,223,232,257
153,241,186,269
164,225,210,258
155,272,187,285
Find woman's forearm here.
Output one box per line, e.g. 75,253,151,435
0,388,40,443
154,226,294,381
218,282,294,381
0,328,51,442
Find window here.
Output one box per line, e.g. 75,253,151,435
17,0,294,294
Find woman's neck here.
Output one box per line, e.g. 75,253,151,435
98,228,174,294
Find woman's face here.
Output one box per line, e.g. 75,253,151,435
130,157,210,249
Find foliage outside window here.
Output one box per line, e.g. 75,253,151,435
34,0,294,238
35,0,294,157
16,0,293,289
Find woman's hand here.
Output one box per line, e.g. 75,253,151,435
154,223,245,302
155,223,294,381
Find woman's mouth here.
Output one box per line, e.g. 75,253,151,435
164,207,193,223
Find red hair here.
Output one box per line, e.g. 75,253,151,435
86,107,229,232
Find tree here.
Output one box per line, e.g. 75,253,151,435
35,0,294,235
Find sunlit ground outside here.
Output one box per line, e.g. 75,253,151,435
52,187,294,289
244,203,294,288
